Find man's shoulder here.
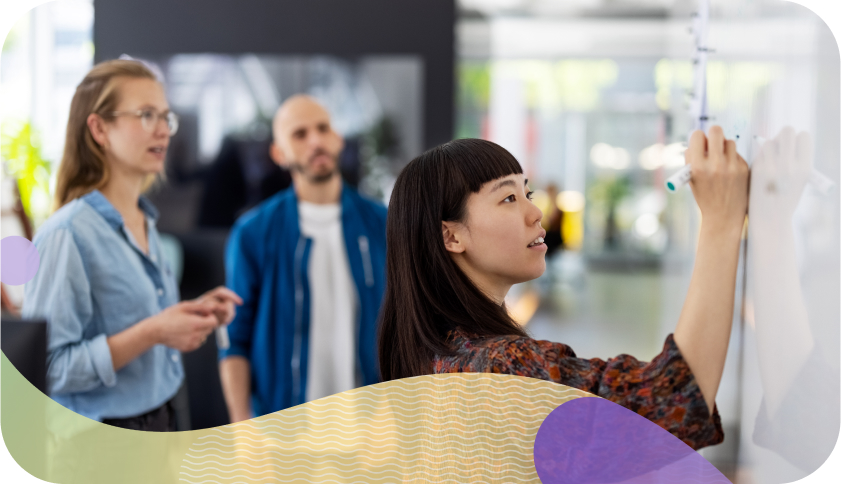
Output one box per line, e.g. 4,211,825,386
232,188,296,235
343,186,387,225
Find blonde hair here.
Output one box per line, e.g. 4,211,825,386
53,59,159,210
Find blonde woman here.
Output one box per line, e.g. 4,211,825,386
22,59,241,431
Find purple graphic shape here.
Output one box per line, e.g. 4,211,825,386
533,397,730,484
1,236,40,286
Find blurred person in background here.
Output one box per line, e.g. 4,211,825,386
23,59,242,431
542,183,564,257
219,95,387,421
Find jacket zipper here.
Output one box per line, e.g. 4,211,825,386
292,236,306,404
358,235,374,288
356,235,371,387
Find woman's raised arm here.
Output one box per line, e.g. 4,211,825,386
673,126,750,412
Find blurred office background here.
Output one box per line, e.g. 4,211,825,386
1,1,838,483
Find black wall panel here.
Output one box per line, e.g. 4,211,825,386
93,0,455,148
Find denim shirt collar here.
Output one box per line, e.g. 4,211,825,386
80,189,159,230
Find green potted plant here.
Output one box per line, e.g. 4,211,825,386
1,121,52,228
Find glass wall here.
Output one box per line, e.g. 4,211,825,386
138,54,423,233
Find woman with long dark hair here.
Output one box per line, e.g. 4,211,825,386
379,130,748,450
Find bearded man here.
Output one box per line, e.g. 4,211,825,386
219,95,387,420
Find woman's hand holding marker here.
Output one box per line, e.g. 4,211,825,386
685,126,750,236
669,128,833,196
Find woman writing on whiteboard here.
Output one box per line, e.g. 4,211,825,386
378,127,748,450
23,59,241,431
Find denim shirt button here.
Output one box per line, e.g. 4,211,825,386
171,353,179,363
157,288,164,296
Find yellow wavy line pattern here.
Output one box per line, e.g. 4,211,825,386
179,374,592,483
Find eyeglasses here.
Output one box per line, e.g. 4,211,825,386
109,109,179,136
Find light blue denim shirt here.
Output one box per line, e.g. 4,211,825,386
22,190,183,422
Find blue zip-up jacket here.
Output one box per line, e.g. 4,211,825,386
220,184,387,416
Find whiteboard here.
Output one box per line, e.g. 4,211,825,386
666,1,840,481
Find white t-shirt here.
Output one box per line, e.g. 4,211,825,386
298,201,357,402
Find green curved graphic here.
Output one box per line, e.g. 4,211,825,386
2,353,592,483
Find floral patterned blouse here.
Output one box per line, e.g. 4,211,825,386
432,328,724,450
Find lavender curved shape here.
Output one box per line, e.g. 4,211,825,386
1,236,40,286
533,397,730,484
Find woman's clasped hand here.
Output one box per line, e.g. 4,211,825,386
149,287,242,352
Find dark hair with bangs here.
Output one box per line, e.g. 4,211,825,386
378,138,530,381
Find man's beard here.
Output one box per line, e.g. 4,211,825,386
289,150,339,184
308,170,337,184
